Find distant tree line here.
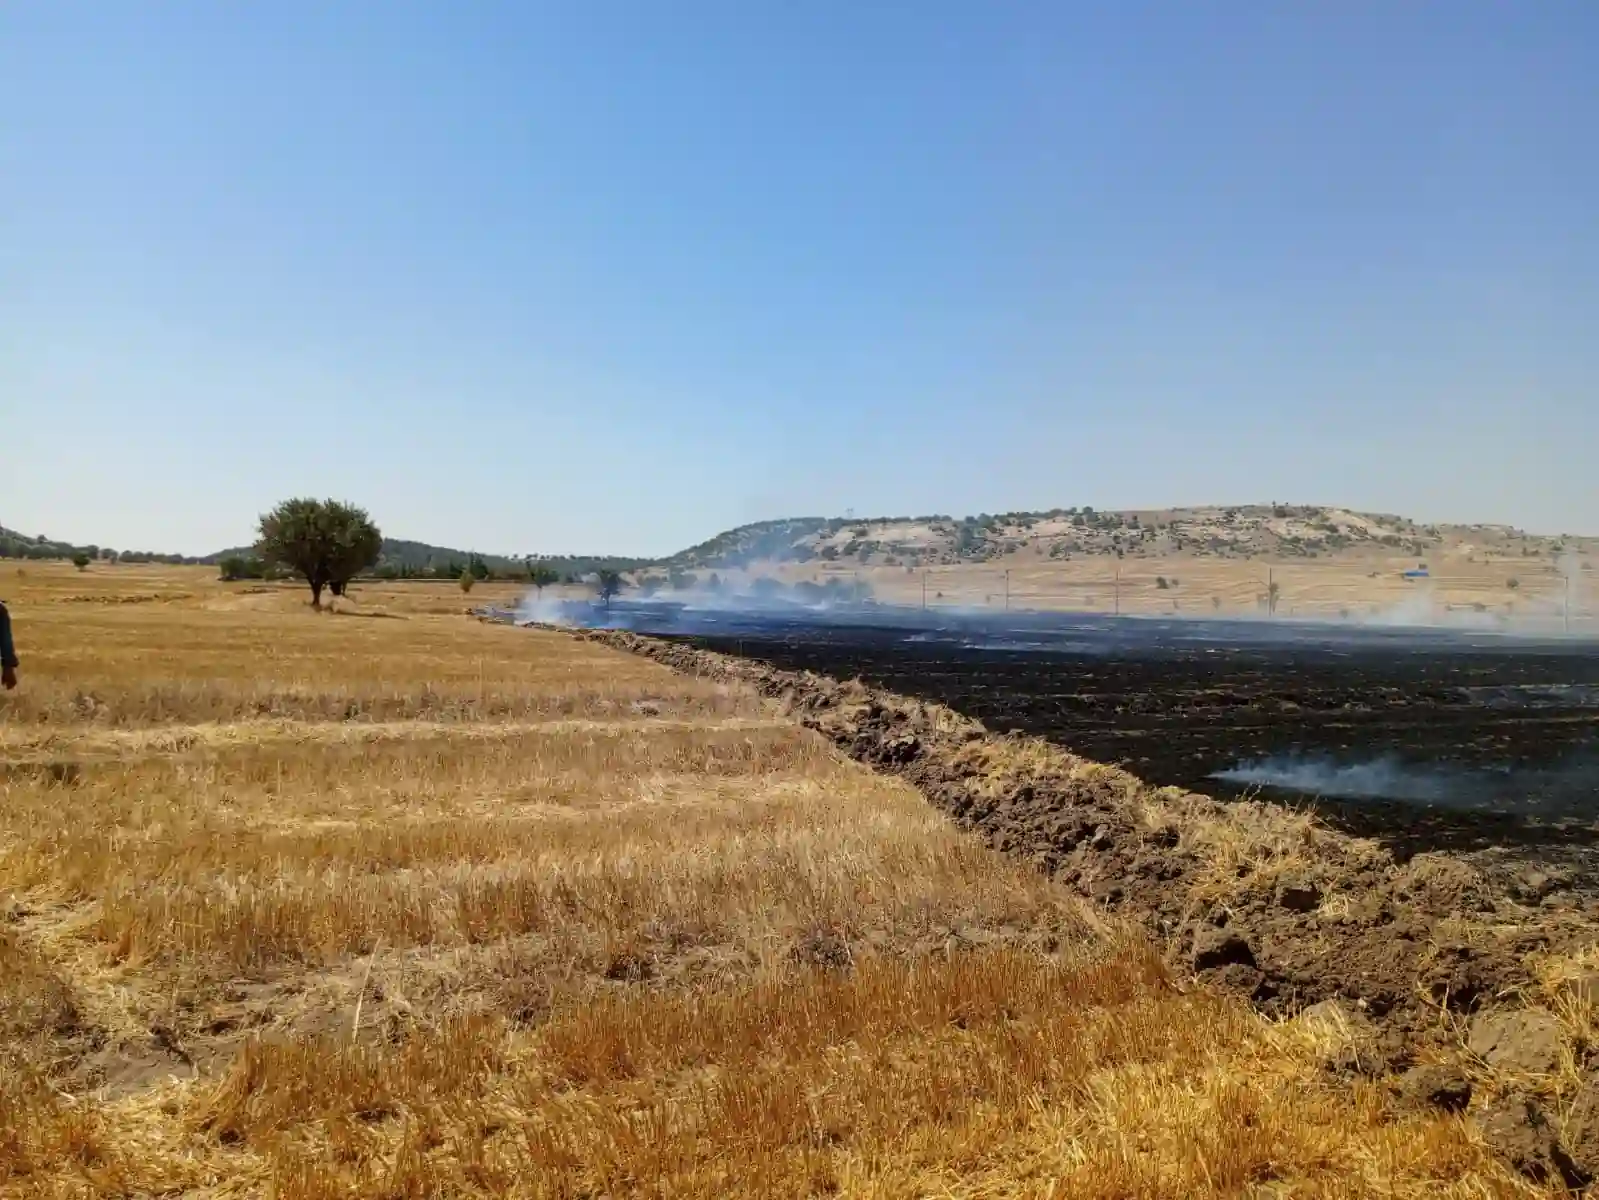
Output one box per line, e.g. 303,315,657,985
0,526,207,566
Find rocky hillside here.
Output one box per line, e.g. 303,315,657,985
664,506,1591,571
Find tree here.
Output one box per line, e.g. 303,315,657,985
459,569,475,594
469,553,491,581
71,551,91,571
594,569,623,608
256,498,383,608
526,561,560,597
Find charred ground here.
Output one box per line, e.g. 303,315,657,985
649,613,1599,890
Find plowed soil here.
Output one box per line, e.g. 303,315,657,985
662,622,1599,895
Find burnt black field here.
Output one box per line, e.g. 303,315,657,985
525,598,1599,871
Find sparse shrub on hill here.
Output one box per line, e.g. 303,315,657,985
458,569,475,593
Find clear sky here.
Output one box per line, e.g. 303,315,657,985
3,3,1596,556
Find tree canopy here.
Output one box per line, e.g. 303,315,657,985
526,561,560,594
256,498,382,607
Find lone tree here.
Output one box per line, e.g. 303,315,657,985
71,551,92,571
594,568,624,609
526,560,560,597
256,498,382,608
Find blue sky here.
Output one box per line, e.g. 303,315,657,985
3,3,1595,556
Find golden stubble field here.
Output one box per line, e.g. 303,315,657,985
0,563,1554,1197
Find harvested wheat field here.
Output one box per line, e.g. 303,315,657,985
0,564,1558,1197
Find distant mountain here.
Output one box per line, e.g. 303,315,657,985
367,539,648,578
660,505,1593,571
0,524,201,565
1,523,647,578
198,538,530,573
203,537,649,580
8,505,1590,577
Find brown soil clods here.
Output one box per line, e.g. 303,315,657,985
1399,1062,1474,1113
1482,1094,1588,1188
1469,1009,1566,1076
581,627,1599,1186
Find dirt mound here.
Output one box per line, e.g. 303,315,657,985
580,627,1599,1184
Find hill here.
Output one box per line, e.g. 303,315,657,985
0,524,644,581
663,504,1594,571
0,524,201,565
8,504,1592,583
201,538,648,581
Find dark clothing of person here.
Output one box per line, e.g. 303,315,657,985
0,601,16,670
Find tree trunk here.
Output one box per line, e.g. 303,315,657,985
331,580,346,598
310,579,325,608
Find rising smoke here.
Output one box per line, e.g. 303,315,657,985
1211,752,1599,816
510,575,877,630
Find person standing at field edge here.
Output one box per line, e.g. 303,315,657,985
0,600,16,689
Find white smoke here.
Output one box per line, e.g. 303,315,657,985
1349,587,1443,629
1211,754,1461,803
1211,753,1599,815
512,591,574,626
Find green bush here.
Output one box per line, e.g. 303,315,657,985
218,554,269,582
